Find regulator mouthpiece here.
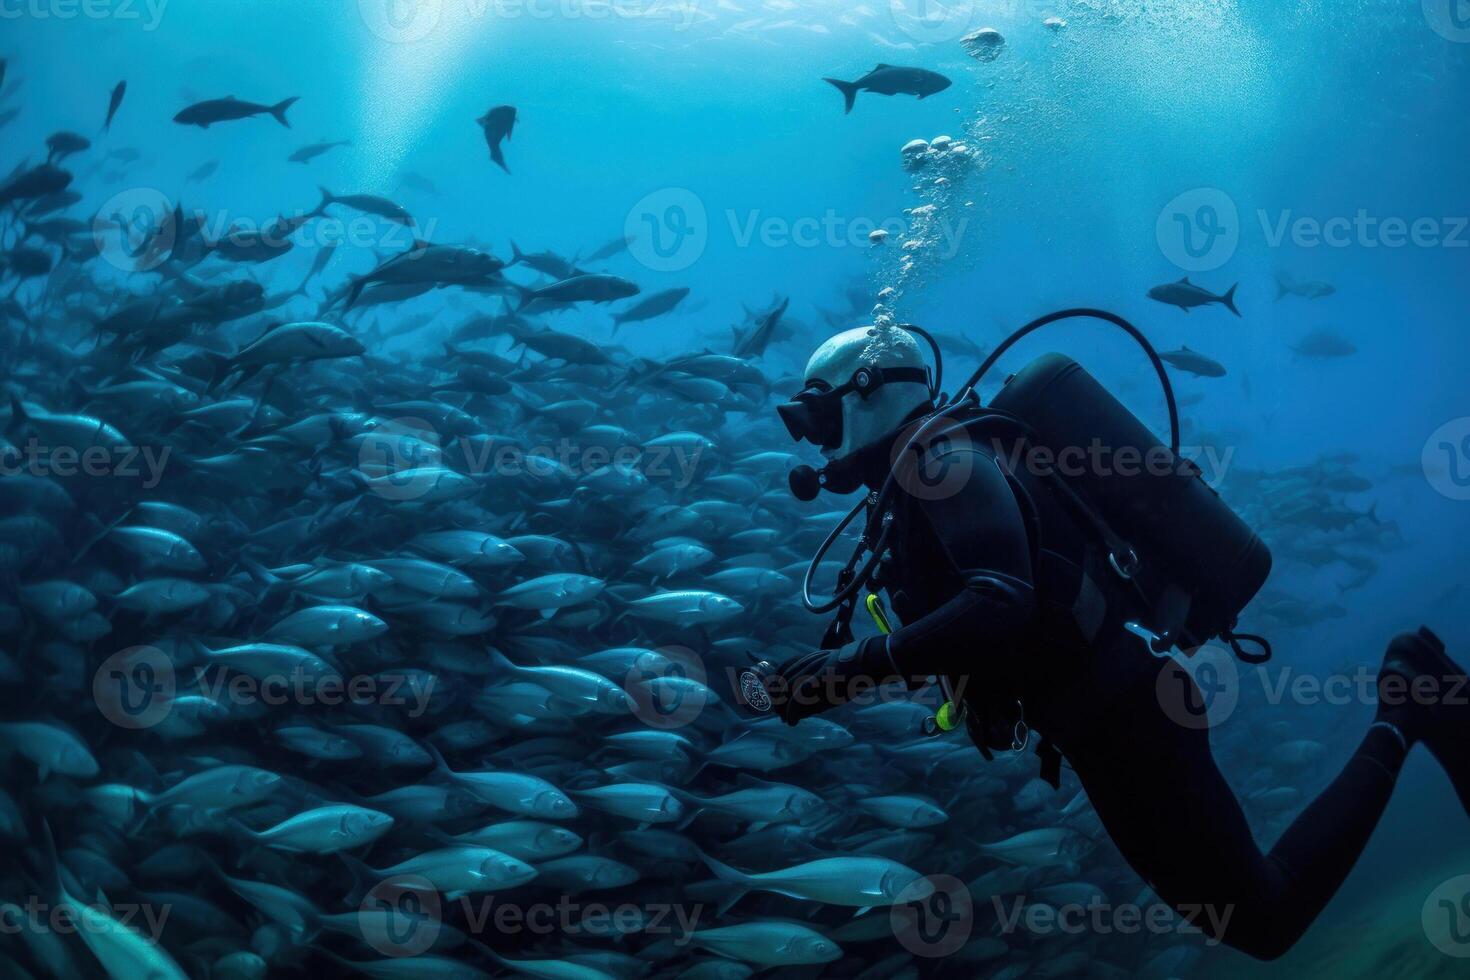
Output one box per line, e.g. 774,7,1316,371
788,465,821,502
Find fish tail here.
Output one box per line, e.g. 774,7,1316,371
201,352,233,393
823,77,858,113
691,846,751,914
511,282,535,313
337,851,376,907
1222,283,1240,317
343,275,369,311
6,393,29,435
270,96,300,128
39,820,67,906
1274,274,1288,300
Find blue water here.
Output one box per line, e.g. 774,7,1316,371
6,1,1470,977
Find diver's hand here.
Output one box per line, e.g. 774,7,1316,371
773,637,897,725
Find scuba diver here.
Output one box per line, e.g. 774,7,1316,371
764,316,1470,960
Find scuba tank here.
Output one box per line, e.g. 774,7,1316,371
776,308,1275,735
989,353,1272,654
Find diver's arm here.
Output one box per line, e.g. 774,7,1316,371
879,452,1036,680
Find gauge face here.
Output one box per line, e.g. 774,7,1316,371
739,668,774,713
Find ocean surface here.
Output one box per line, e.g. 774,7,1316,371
3,1,1469,978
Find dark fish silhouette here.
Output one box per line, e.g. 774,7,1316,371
104,80,126,131
1147,276,1240,316
612,287,690,332
822,65,951,114
186,159,220,182
45,131,90,163
477,105,516,173
289,139,351,164
1158,345,1227,377
175,95,299,129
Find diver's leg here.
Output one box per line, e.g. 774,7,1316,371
1378,626,1470,816
1063,659,1409,960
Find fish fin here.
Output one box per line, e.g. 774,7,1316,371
854,906,873,917
1178,275,1191,283
490,143,510,174
6,393,28,434
822,77,859,114
874,63,892,70
337,851,377,907
270,96,300,128
1222,283,1240,317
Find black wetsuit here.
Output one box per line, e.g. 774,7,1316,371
860,425,1407,960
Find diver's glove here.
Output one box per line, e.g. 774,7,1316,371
773,636,901,725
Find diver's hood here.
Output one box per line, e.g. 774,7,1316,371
779,325,934,498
